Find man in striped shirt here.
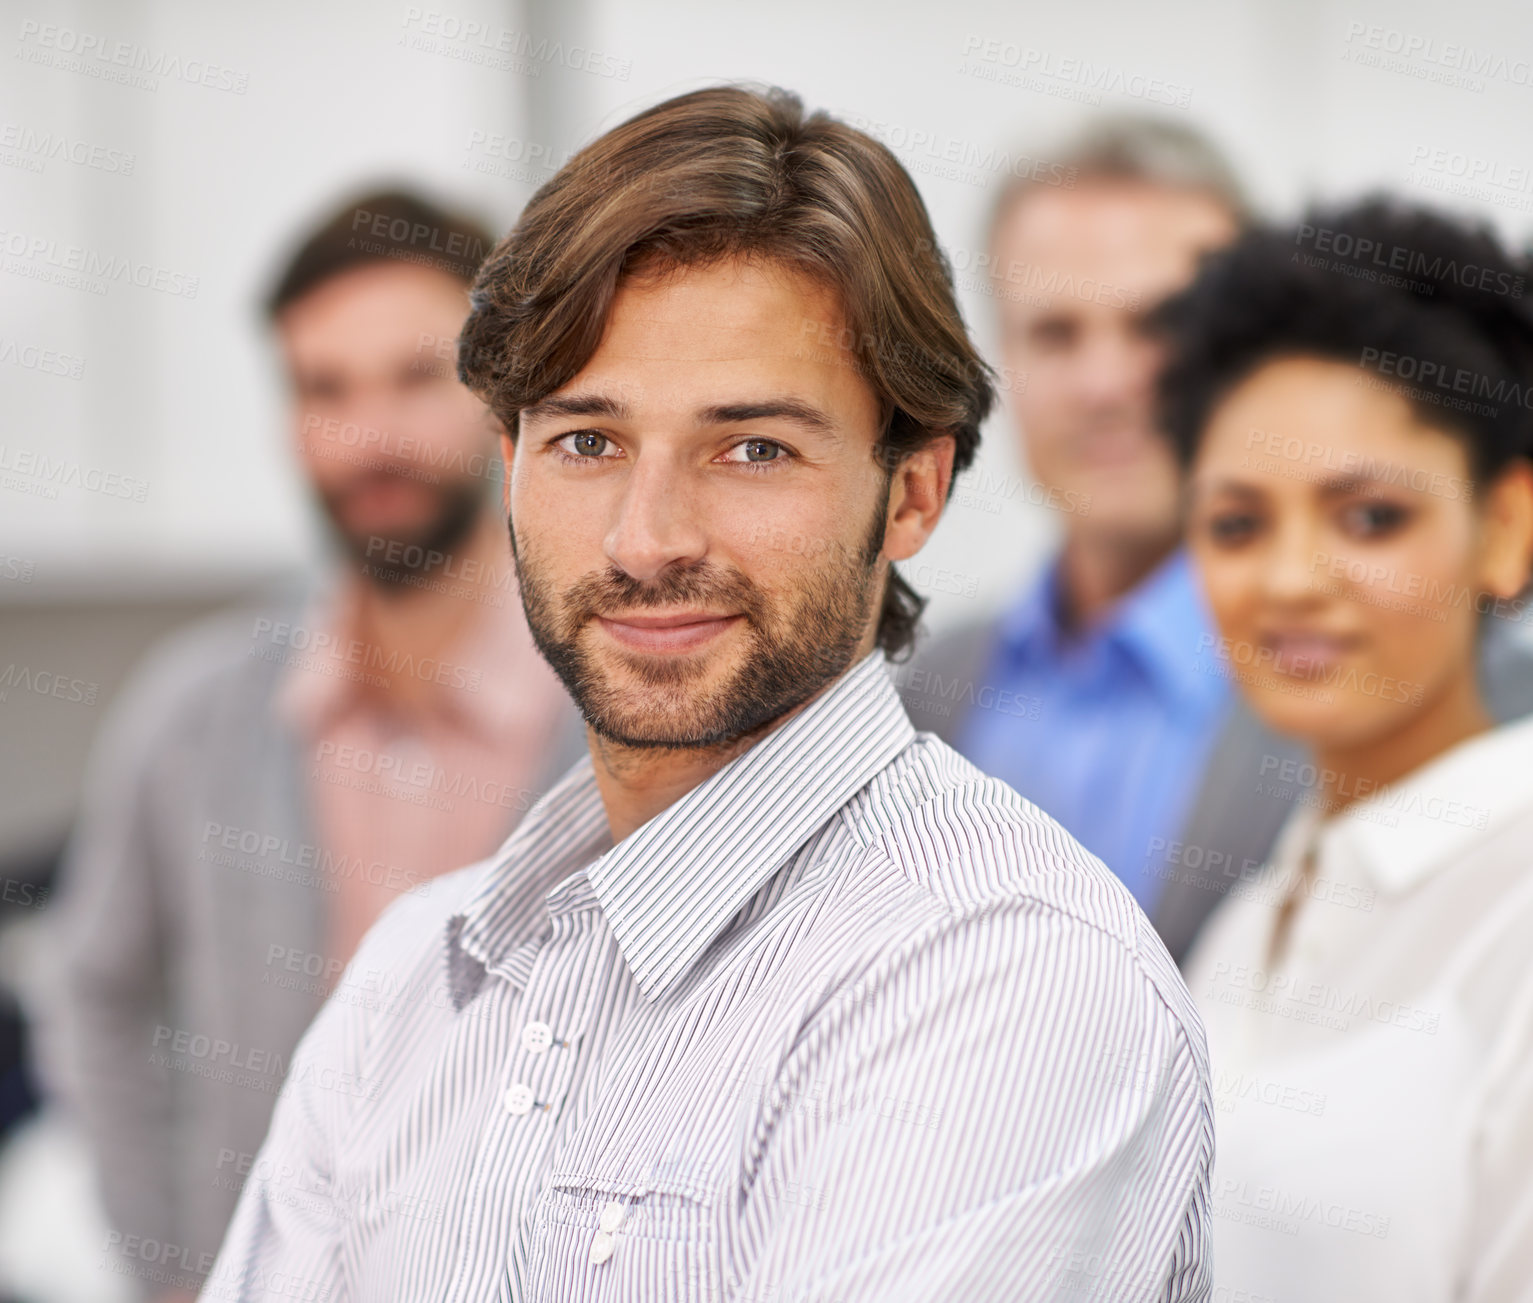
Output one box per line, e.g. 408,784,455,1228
204,85,1213,1302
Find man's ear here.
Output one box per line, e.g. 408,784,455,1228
498,426,517,517
882,434,956,563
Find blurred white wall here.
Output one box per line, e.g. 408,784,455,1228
1,0,537,599
7,0,1533,627
534,0,1533,631
0,0,549,849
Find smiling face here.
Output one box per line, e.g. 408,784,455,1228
1187,355,1529,754
507,257,949,749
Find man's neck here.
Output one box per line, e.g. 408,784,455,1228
1055,528,1178,635
588,642,879,843
347,510,508,709
586,733,752,844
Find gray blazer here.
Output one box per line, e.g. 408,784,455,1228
901,613,1533,966
41,594,585,1288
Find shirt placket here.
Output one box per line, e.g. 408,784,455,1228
506,908,606,1127
512,896,619,1299
445,909,603,1303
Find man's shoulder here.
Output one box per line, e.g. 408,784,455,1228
73,595,307,790
110,593,306,729
848,736,1205,1032
855,735,1139,940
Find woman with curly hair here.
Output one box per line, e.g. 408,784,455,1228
1160,199,1533,1301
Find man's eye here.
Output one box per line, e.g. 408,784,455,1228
557,431,615,459
723,439,785,465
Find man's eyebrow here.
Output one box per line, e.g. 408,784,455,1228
520,393,631,424
698,399,840,439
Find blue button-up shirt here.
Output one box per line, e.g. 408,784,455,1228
957,550,1229,911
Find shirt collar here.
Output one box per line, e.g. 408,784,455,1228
994,561,1063,661
1114,550,1226,710
274,567,542,744
424,568,552,745
997,549,1224,711
449,651,916,1005
1314,712,1533,895
273,573,357,735
449,757,610,1000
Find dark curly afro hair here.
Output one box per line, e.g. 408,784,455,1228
1156,196,1533,481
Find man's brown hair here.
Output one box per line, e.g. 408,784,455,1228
266,188,494,320
458,84,995,659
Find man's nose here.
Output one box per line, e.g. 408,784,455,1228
1074,327,1156,409
337,389,403,452
603,455,709,583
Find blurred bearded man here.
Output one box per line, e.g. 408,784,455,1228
46,190,579,1302
205,88,1213,1303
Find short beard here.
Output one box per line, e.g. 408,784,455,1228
323,476,486,591
513,484,889,750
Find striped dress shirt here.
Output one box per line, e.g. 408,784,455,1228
202,652,1214,1302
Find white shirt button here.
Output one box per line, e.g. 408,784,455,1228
598,1200,625,1233
502,1082,535,1116
521,1020,553,1054
588,1230,615,1265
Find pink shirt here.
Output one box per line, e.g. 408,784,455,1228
276,576,573,966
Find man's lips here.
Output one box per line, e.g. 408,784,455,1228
594,611,743,654
1076,442,1150,469
1074,425,1157,468
334,476,432,521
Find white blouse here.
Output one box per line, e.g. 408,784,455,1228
1186,711,1533,1303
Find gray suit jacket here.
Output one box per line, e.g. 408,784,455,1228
42,593,585,1289
901,613,1533,966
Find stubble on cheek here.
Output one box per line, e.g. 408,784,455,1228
508,457,893,747
513,531,881,747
